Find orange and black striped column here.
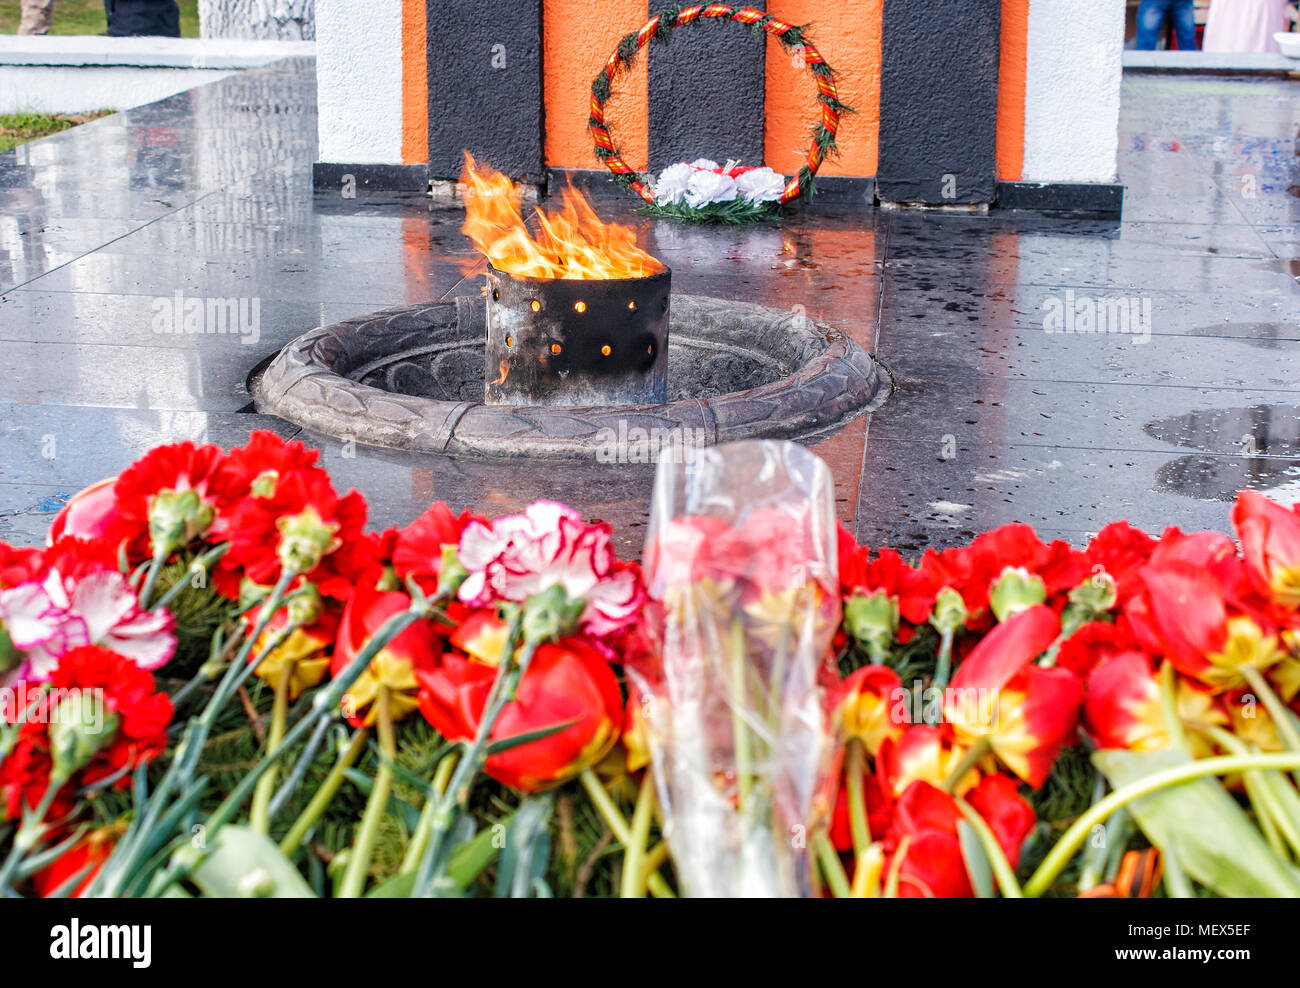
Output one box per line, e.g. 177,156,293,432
426,0,545,181
877,0,1002,205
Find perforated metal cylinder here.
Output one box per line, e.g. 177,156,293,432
484,264,671,406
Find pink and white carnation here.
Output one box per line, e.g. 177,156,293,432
457,500,646,638
0,565,175,682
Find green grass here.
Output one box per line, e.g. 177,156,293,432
0,0,199,37
0,109,113,151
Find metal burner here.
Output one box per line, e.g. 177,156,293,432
484,264,671,406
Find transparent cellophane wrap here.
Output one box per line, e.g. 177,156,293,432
633,440,841,897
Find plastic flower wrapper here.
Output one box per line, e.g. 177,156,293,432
633,440,841,897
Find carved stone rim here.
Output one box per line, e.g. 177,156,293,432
251,294,890,460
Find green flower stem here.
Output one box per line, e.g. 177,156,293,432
205,608,425,839
0,776,63,892
1022,753,1300,897
138,544,171,610
729,618,754,815
1240,665,1300,759
279,727,370,857
954,795,1023,898
414,628,536,894
1208,725,1300,860
933,626,956,692
1157,661,1190,754
845,739,872,858
150,542,230,613
338,685,395,898
94,570,297,896
399,752,457,875
813,831,851,898
579,768,674,899
619,770,656,899
249,657,296,835
941,736,989,793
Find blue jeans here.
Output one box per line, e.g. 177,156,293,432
1136,0,1197,50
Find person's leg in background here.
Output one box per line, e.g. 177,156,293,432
1171,0,1199,49
18,0,56,35
104,0,180,37
1136,0,1174,49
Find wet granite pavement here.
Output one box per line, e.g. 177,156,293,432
0,61,1297,554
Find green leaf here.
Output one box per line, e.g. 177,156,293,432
494,796,553,899
957,819,995,898
367,815,511,898
1092,748,1300,898
188,825,315,898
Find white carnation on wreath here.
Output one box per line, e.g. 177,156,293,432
734,166,786,203
653,162,694,205
689,158,720,171
685,169,737,207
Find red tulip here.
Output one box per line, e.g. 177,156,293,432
47,477,131,554
1084,651,1166,751
835,665,904,756
1135,561,1282,690
416,635,623,792
883,776,1035,897
1084,651,1228,757
944,605,1082,788
877,724,980,800
332,582,443,727
828,773,893,853
1234,490,1300,609
964,773,1037,870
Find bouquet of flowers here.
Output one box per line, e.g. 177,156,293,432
647,159,789,224
4,430,1300,898
828,493,1300,897
633,440,840,896
0,433,651,898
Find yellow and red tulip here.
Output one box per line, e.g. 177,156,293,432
835,664,904,757
1233,490,1300,610
943,604,1082,788
332,582,443,727
416,635,623,792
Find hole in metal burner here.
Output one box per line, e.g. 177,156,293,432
660,296,668,312
530,300,541,312
574,301,587,313
492,289,500,301
505,335,513,347
601,345,612,356
627,300,636,311
551,343,562,355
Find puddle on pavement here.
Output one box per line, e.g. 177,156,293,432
1147,404,1300,502
1186,323,1300,348
1145,404,1300,455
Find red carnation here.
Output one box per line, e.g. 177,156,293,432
113,441,241,558
214,430,324,504
1,646,172,819
216,469,373,600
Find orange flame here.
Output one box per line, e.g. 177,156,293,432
460,152,663,281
